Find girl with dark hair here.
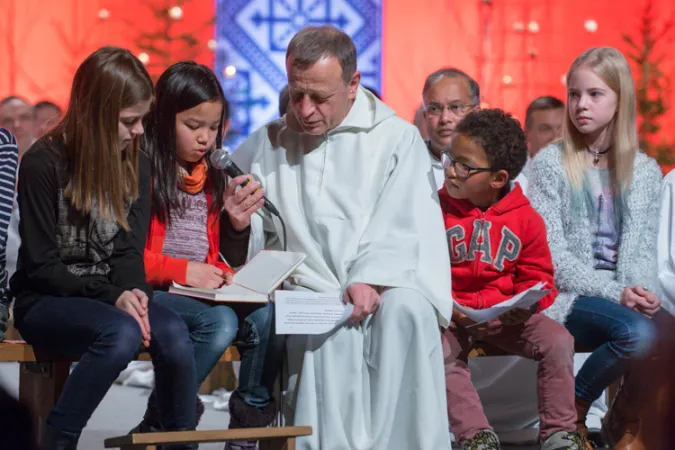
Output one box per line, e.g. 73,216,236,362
140,61,277,448
10,47,198,450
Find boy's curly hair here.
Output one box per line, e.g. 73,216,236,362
455,108,528,181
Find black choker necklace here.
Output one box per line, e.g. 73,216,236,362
586,147,611,164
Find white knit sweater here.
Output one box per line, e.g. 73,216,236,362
529,143,662,323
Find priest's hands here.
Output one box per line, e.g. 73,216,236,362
224,175,265,231
346,283,381,322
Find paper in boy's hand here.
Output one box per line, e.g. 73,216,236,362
453,282,551,325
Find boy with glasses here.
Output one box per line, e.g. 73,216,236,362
439,108,586,450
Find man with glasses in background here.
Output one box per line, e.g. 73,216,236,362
422,68,528,193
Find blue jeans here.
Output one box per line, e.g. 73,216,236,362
565,296,657,403
153,292,277,408
16,296,197,435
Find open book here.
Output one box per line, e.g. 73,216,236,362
169,250,307,303
454,282,551,325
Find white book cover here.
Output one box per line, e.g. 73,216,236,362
169,250,307,303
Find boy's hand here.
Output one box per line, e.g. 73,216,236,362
452,309,475,328
499,308,532,326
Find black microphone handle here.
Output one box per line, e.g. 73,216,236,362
226,166,280,217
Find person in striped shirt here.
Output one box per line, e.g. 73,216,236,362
0,128,18,341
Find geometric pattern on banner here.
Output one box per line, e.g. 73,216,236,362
215,0,382,149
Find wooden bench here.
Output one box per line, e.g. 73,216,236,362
104,426,312,450
0,334,613,446
0,340,240,438
468,341,620,405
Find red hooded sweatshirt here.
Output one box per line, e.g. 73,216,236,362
439,184,556,312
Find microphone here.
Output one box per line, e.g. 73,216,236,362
210,147,281,217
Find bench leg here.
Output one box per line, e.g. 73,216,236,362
19,361,70,439
259,436,296,450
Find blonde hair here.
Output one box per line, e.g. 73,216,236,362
562,47,638,193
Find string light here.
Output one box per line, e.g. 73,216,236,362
138,53,150,65
224,65,237,78
168,6,183,20
502,75,513,85
207,39,218,51
527,21,540,33
584,19,598,33
561,74,567,86
98,9,110,20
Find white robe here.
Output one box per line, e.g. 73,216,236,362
657,169,675,313
233,87,453,449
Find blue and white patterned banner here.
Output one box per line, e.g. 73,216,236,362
215,0,382,149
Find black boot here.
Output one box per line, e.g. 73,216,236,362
130,391,205,434
40,423,80,450
224,392,276,450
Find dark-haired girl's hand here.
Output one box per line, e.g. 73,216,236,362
186,262,225,289
223,175,265,231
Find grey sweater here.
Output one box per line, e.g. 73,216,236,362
529,143,662,323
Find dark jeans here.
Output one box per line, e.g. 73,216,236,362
565,296,658,403
16,296,197,435
153,292,278,408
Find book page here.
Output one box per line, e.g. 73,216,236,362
275,290,354,335
235,251,306,294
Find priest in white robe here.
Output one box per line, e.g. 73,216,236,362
232,26,453,450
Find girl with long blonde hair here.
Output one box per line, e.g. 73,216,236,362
529,47,666,449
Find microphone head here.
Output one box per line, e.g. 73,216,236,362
210,147,232,170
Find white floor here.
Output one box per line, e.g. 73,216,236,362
0,362,231,450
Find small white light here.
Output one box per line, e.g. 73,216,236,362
207,39,218,51
224,65,237,78
513,22,524,32
480,102,490,109
502,75,513,85
528,20,540,33
138,53,150,65
584,19,598,33
98,9,110,20
168,6,183,20
561,74,567,86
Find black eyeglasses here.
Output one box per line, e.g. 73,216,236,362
441,152,493,179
